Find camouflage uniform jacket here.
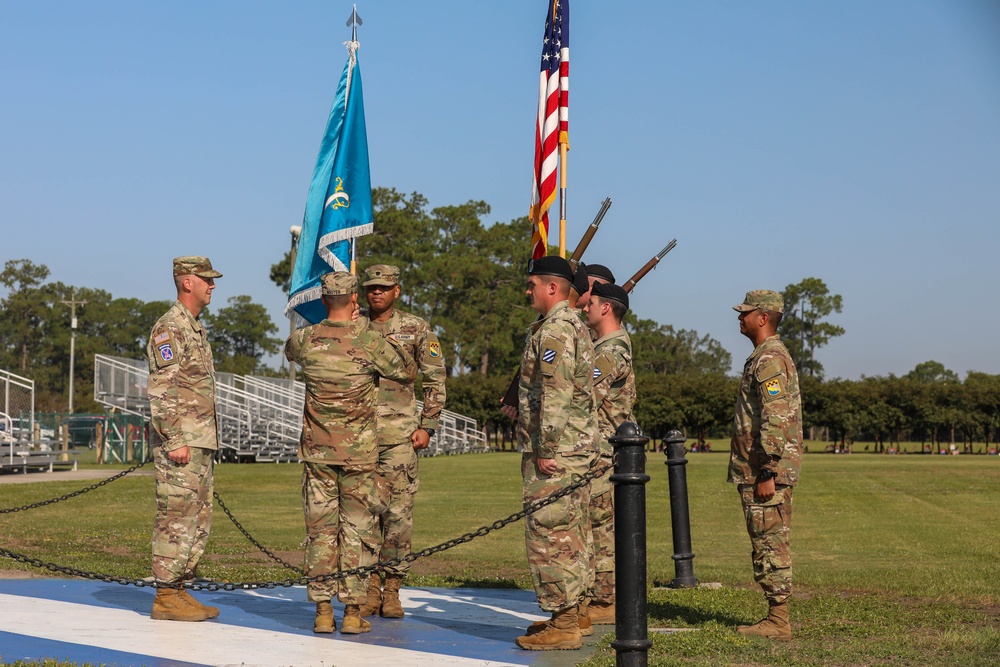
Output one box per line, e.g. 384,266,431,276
285,319,417,466
146,301,218,452
367,308,446,446
729,335,803,486
517,300,599,458
593,329,636,455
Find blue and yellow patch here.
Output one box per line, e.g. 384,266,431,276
765,378,782,397
428,341,441,358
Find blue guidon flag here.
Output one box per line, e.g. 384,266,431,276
285,40,374,326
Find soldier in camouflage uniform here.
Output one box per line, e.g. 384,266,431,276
358,264,446,619
729,290,803,641
147,256,223,623
580,282,635,625
285,272,417,635
508,256,598,651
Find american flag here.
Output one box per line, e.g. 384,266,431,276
529,0,569,259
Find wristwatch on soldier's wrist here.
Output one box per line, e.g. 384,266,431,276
422,428,435,438
757,468,777,482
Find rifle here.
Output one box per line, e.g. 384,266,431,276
568,197,612,270
621,240,677,293
500,199,613,409
500,238,678,410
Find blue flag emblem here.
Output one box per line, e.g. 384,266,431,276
285,42,374,325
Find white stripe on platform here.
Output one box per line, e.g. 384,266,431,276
0,593,526,667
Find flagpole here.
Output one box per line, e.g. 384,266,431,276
558,144,567,257
347,4,363,276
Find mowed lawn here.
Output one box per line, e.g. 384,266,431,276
1,451,998,666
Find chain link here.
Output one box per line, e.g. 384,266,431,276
0,460,149,515
0,459,613,591
214,491,304,574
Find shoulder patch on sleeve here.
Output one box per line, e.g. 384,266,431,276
594,355,614,384
427,332,443,360
762,376,786,402
152,329,179,368
755,360,782,382
539,337,565,376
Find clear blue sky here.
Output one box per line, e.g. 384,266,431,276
2,1,998,378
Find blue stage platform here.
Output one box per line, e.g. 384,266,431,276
0,579,607,667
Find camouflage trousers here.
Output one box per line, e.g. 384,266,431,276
152,445,213,584
373,442,419,577
739,484,793,604
302,462,378,604
522,451,595,613
586,455,615,605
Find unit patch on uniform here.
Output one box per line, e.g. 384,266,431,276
158,343,174,363
539,338,565,376
764,377,783,399
594,355,614,385
428,341,441,358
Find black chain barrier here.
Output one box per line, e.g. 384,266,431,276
214,491,304,574
0,459,613,591
0,459,150,515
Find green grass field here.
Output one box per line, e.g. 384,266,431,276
1,451,998,666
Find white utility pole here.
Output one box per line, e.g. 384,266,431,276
60,290,87,413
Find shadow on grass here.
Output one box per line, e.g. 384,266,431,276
647,598,745,627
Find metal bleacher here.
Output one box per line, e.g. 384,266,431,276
94,355,487,462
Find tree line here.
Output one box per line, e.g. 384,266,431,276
0,259,281,412
5,186,996,452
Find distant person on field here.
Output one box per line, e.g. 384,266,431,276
147,256,223,622
729,290,803,641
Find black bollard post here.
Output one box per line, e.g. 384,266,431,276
663,429,698,588
610,422,652,667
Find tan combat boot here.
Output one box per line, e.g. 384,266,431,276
737,600,792,641
151,588,211,622
180,590,220,619
314,601,335,633
380,575,405,618
526,599,593,636
359,574,382,617
515,605,583,650
588,601,616,625
341,604,372,634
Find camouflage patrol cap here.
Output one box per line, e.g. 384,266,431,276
527,256,574,281
172,256,222,278
321,271,358,296
362,264,400,288
733,289,784,313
